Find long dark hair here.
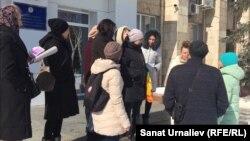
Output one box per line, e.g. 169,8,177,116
97,19,116,41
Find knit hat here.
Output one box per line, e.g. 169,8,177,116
88,25,98,39
48,18,69,35
128,29,143,42
220,52,238,67
189,40,208,58
104,41,122,61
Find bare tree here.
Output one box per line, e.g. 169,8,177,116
69,26,83,73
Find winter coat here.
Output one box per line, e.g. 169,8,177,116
39,32,79,120
91,33,113,63
91,59,130,136
164,55,186,86
0,25,32,140
164,57,229,124
218,64,245,124
142,30,161,91
82,37,94,84
120,39,147,102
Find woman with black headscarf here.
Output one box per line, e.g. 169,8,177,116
39,18,79,141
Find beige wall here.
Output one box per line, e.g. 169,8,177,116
137,0,161,16
205,0,227,67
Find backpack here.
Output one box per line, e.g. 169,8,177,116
84,69,115,112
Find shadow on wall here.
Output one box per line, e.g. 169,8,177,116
203,7,215,43
161,21,177,86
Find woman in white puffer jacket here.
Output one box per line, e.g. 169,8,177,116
141,29,162,124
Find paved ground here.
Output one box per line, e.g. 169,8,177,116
26,99,169,141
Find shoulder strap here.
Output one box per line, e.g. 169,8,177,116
178,66,202,106
101,67,118,74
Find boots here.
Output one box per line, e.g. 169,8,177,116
42,136,61,141
54,136,61,141
142,114,149,125
42,137,54,141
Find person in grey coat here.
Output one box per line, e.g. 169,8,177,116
164,40,229,124
141,29,162,124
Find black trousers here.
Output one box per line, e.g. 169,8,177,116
124,100,143,137
44,119,63,139
143,101,152,118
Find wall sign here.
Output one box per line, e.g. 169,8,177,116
14,2,47,30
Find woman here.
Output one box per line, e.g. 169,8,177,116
81,25,99,136
0,4,34,140
120,29,146,139
141,29,162,124
88,41,130,141
218,52,245,124
91,19,116,63
164,40,190,86
39,18,79,141
82,25,98,85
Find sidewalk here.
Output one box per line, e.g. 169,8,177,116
26,99,169,141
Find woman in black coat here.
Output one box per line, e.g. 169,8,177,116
120,29,147,139
39,18,79,141
0,4,34,140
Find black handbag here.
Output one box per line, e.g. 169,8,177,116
172,67,202,123
36,62,56,92
172,102,185,123
28,71,41,99
36,63,55,92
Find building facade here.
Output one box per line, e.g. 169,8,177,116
138,0,249,85
1,0,249,88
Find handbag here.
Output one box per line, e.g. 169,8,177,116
28,70,41,99
172,102,185,123
36,61,56,92
172,66,202,123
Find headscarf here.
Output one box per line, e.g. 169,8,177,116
0,5,19,33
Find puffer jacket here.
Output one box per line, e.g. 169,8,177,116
142,30,161,91
91,59,130,136
218,64,245,124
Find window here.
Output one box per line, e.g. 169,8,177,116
58,9,89,74
226,29,235,52
137,14,160,34
58,9,88,24
192,24,203,41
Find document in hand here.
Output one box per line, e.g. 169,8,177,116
30,46,58,64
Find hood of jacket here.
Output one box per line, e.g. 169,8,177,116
39,32,63,47
91,58,120,74
220,64,245,80
115,26,128,45
142,29,161,51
